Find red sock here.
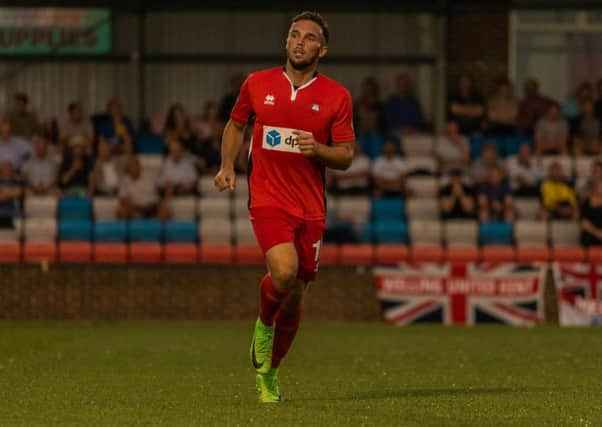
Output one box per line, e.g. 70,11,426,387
271,304,302,368
259,274,287,326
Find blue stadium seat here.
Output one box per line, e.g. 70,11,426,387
469,135,486,159
135,134,165,154
94,221,127,242
373,220,409,244
165,221,198,243
505,135,533,157
58,197,92,220
357,133,384,159
129,219,163,242
372,198,405,221
59,219,92,241
479,221,514,246
359,222,374,243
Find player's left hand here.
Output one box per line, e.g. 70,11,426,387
293,131,320,157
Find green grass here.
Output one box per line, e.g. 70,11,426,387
0,323,601,426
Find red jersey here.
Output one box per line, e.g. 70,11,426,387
230,67,355,221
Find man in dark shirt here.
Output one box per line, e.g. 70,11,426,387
439,168,476,219
478,165,514,222
447,74,485,135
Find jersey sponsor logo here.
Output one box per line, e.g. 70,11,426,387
264,94,275,105
263,126,301,153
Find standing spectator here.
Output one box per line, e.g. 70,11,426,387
506,144,543,198
447,73,485,135
580,179,602,246
573,98,600,156
540,162,577,220
117,156,169,220
59,102,93,151
0,161,23,228
435,120,470,174
219,73,245,123
165,103,196,151
535,102,569,155
478,165,514,222
371,139,407,198
439,168,476,220
355,76,385,137
0,118,33,171
160,140,197,197
517,79,551,136
95,97,134,154
59,136,94,196
328,143,371,195
22,135,59,196
486,77,519,136
383,72,424,135
469,142,503,186
6,93,42,140
92,137,128,196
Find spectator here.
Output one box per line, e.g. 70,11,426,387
0,161,23,228
371,139,407,198
486,77,518,136
355,76,385,137
194,101,221,143
535,102,569,155
562,81,592,122
0,118,33,171
540,162,577,220
59,102,93,152
328,143,371,195
22,135,59,196
92,137,128,196
594,78,602,124
517,78,551,136
117,156,168,220
439,168,476,220
580,179,602,246
192,121,223,175
447,73,485,135
506,144,543,198
435,120,470,174
573,98,600,156
6,93,42,140
478,165,514,222
59,136,94,196
165,103,196,151
219,73,245,123
470,142,503,186
383,72,424,135
95,97,134,154
577,160,602,199
160,139,198,197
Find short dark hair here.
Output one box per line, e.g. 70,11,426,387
291,11,329,44
14,93,28,104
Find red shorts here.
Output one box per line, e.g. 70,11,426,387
250,207,325,282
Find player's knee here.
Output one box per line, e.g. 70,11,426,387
270,264,298,289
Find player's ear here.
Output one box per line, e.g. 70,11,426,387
319,44,328,59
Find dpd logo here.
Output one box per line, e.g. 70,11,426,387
265,130,281,147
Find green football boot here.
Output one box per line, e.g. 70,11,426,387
250,318,274,375
256,368,281,403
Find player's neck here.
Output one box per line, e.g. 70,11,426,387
284,61,318,87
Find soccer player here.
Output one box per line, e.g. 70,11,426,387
214,11,355,403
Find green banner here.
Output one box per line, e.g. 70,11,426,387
0,8,111,55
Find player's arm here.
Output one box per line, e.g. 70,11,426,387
294,132,354,170
214,119,246,191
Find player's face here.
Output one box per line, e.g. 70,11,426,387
286,20,327,71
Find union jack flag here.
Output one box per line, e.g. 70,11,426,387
554,263,602,326
374,263,546,326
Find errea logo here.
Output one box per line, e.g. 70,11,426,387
264,94,275,105
265,130,281,147
312,103,320,112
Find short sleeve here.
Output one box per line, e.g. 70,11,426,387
331,90,356,143
230,76,253,124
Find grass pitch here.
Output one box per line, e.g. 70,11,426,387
0,322,600,426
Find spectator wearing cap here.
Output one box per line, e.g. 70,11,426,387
478,165,514,222
160,139,198,198
96,97,134,154
59,136,94,196
6,93,42,140
506,144,543,198
0,118,33,171
328,143,371,195
383,72,424,135
535,102,569,155
439,169,476,220
60,101,93,152
435,120,470,175
371,139,407,198
0,161,23,229
540,162,577,220
92,137,128,196
580,178,602,246
117,156,169,220
22,135,59,196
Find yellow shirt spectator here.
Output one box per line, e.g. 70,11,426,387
541,180,576,209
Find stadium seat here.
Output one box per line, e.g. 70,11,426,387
233,198,249,219
358,133,384,158
199,218,232,244
481,245,515,263
446,245,479,263
574,156,596,180
406,177,439,198
444,220,478,246
505,135,532,156
94,243,128,263
516,245,550,263
0,224,21,243
514,220,547,246
410,245,444,263
234,218,256,244
169,197,197,221
198,175,227,197
375,244,408,265
129,220,163,242
406,198,439,220
336,196,371,224
372,220,409,244
24,218,57,243
550,221,580,246
59,219,92,241
94,221,127,242
514,199,541,220
339,244,374,265
135,134,165,154
93,197,119,221
410,220,442,245
165,221,197,243
130,243,163,263
402,133,433,156
200,244,233,264
372,198,405,220
552,246,586,263
23,242,57,263
479,222,513,246
319,244,339,265
587,246,602,263
233,175,249,199
58,196,92,220
164,243,198,264
198,197,231,219
235,244,264,265
25,195,58,219
406,157,437,176
0,242,21,262
59,242,92,263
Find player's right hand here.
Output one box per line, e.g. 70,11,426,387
214,167,236,192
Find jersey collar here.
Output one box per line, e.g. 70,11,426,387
282,69,318,101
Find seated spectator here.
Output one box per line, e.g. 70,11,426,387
219,73,245,123
562,81,592,123
92,137,128,196
486,77,518,136
540,162,577,220
383,72,423,135
435,120,470,174
22,135,59,196
573,98,600,156
371,140,407,198
95,97,134,154
439,169,476,220
0,118,33,171
478,166,514,222
518,78,551,136
580,179,602,246
117,156,168,220
193,101,221,143
328,143,371,195
506,144,543,197
59,136,94,196
447,73,485,135
59,101,93,152
192,121,223,175
160,140,198,197
165,103,196,151
578,160,602,199
355,76,385,137
0,161,23,228
469,142,503,186
6,93,42,140
535,102,569,155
